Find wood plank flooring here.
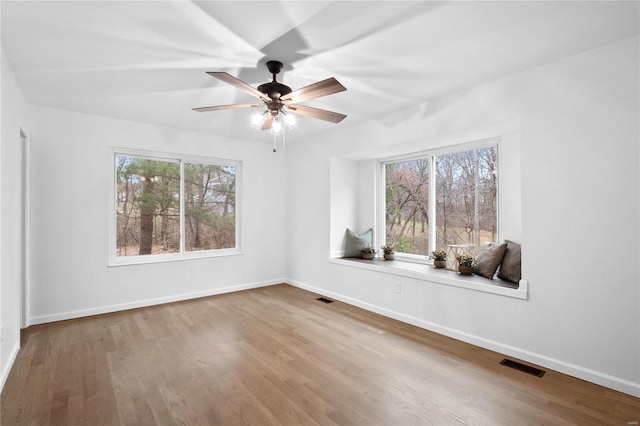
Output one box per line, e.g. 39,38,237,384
2,284,639,425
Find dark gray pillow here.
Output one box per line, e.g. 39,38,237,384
344,228,373,258
474,242,507,279
497,240,522,284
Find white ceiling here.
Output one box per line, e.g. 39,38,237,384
2,1,638,143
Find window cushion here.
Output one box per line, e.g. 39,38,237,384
344,228,373,258
474,242,507,279
497,240,522,284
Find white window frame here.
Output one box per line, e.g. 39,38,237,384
376,138,500,264
108,148,242,266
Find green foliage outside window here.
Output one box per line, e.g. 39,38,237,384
115,155,236,257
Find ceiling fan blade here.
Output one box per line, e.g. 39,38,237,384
192,103,262,112
286,104,347,123
280,77,346,103
262,114,273,130
207,72,271,102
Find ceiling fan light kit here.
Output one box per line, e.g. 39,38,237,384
193,60,346,151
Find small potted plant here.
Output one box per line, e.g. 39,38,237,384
381,243,395,260
360,245,377,260
431,249,447,268
456,253,475,275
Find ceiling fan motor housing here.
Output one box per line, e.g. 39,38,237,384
258,81,292,98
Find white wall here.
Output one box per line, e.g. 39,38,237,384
1,48,29,389
329,157,359,256
27,106,287,324
286,37,639,396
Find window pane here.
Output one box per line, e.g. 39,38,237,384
385,159,430,254
435,147,497,252
115,156,180,256
184,163,236,251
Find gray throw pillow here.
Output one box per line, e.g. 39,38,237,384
497,240,522,284
474,242,507,279
344,228,373,258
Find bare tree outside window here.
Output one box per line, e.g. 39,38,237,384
385,159,430,254
384,144,498,256
184,163,236,251
435,147,497,249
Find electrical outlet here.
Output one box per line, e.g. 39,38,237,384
394,282,402,294
190,268,197,278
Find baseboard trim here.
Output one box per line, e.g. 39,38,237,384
29,279,285,326
1,341,20,393
285,278,640,398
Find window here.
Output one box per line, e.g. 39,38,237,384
385,159,430,254
183,163,236,252
382,140,498,259
111,150,240,265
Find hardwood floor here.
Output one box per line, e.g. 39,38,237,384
2,284,639,425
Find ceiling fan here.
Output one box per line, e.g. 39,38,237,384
193,60,347,132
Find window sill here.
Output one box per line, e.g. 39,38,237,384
108,248,242,267
328,257,528,299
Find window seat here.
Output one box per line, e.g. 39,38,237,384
328,257,528,300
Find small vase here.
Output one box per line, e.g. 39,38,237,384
458,265,474,275
362,253,374,260
383,253,394,260
433,260,446,269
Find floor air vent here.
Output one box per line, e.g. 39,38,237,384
316,297,334,304
500,359,545,377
